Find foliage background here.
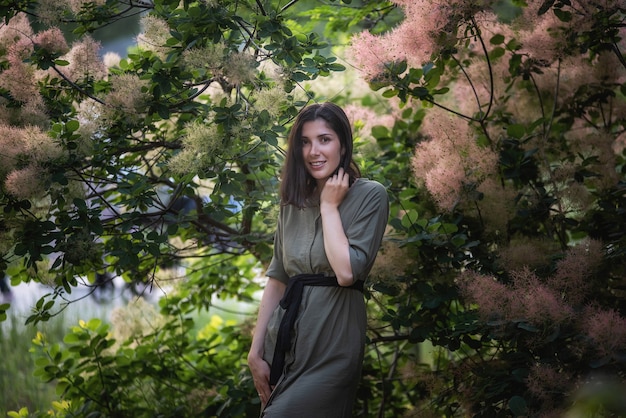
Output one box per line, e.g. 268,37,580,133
1,0,625,416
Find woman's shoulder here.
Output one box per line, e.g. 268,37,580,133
352,178,387,196
345,178,388,208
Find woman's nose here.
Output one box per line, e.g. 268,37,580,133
309,140,320,155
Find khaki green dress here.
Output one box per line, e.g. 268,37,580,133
262,179,388,417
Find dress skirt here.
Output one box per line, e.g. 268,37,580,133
262,284,367,417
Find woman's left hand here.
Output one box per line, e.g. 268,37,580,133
320,167,349,209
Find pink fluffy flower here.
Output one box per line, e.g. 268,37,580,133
412,110,498,212
349,0,497,80
526,363,574,402
34,27,69,56
457,270,510,320
4,166,46,200
62,36,107,82
582,307,626,358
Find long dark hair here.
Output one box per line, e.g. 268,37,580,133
280,102,360,208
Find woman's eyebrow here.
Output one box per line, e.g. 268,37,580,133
301,132,333,139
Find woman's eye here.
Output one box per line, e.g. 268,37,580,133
321,136,330,143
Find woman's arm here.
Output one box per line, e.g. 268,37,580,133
247,277,286,405
320,168,354,286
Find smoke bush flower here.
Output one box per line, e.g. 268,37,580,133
582,307,626,358
0,13,33,48
583,131,621,190
462,239,607,339
475,178,517,234
369,239,412,282
103,51,121,69
594,48,626,85
513,280,574,325
0,123,65,200
168,122,223,175
0,60,38,104
344,104,396,141
22,125,66,165
412,110,498,212
67,0,107,14
0,124,62,172
4,165,47,200
549,238,603,305
16,97,50,128
350,30,403,81
74,100,104,154
508,267,575,325
0,124,29,176
58,229,99,266
516,0,626,68
350,0,497,80
223,52,257,86
110,298,166,350
0,37,40,104
181,122,222,156
497,237,558,273
181,44,225,75
551,165,594,215
252,86,287,118
102,74,150,122
33,0,107,24
0,21,62,129
458,270,510,321
515,7,567,64
526,363,575,404
34,0,68,25
545,125,620,197
62,36,107,82
460,266,575,327
137,15,172,59
168,150,202,176
34,27,69,56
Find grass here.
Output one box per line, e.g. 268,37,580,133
0,313,65,416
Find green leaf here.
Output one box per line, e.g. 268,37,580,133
507,123,525,139
490,46,505,59
517,322,539,332
490,34,505,44
66,119,80,132
508,396,528,416
64,332,81,344
553,8,572,22
382,88,398,98
537,0,555,15
371,125,389,139
0,303,8,322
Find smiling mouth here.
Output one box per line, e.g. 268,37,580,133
310,161,325,168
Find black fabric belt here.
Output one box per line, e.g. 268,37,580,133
269,273,364,385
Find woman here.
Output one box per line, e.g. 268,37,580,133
247,102,388,417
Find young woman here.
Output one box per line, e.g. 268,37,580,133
247,102,388,417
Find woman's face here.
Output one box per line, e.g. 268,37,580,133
301,118,343,186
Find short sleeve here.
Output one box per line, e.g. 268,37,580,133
265,208,290,284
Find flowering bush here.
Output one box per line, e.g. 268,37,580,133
350,0,626,415
1,0,625,416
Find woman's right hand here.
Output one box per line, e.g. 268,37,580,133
248,277,285,407
247,352,272,407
